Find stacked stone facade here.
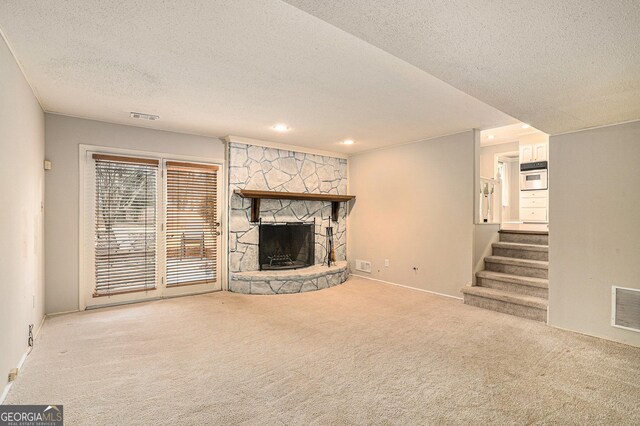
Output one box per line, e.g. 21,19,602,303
227,142,349,294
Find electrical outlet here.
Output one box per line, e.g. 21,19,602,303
384,259,389,267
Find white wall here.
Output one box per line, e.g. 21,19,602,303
549,121,640,347
473,224,500,284
45,114,225,314
479,141,519,179
519,133,549,147
0,35,45,393
348,131,475,297
479,141,519,221
505,157,520,220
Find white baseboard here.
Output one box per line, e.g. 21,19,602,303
0,315,46,405
46,309,80,317
547,323,640,349
350,274,463,300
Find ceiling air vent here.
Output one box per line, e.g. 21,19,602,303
612,286,640,332
130,112,159,121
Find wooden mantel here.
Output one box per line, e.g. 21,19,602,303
234,189,355,222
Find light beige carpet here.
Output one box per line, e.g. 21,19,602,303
5,277,640,425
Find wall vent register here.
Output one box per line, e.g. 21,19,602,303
612,286,640,333
355,259,372,273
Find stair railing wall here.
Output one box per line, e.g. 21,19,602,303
478,177,502,224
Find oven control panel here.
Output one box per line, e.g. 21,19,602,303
520,161,548,171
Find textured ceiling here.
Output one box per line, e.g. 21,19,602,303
0,0,516,153
285,0,640,135
480,124,545,147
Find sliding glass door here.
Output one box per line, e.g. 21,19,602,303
93,154,159,297
83,151,223,308
163,161,221,295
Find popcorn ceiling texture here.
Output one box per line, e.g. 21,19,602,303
227,142,348,294
284,1,640,135
0,1,515,153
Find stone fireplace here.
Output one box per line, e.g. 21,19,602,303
259,222,314,270
226,139,350,294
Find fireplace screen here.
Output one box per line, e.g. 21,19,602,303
259,223,314,270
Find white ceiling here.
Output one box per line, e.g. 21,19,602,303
0,0,516,154
479,124,545,147
285,0,640,135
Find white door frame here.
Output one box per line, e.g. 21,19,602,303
493,151,520,224
160,158,223,298
78,144,227,310
493,150,520,180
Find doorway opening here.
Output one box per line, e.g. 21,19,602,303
478,123,549,231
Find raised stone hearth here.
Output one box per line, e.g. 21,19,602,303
226,140,350,294
230,261,348,295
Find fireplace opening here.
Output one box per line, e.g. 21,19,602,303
259,222,315,271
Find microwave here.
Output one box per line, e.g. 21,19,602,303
520,161,548,191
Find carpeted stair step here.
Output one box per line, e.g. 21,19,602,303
492,241,548,261
476,270,548,298
499,230,548,245
461,286,548,322
485,256,548,279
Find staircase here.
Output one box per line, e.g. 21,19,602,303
462,230,549,322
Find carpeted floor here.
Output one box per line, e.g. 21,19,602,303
5,277,640,425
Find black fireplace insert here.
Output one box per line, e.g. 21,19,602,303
259,222,314,270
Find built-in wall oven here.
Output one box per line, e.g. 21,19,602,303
520,161,548,191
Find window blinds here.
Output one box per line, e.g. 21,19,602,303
93,154,158,296
165,162,219,287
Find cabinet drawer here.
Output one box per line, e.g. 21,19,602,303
521,197,548,208
521,190,548,199
521,207,547,221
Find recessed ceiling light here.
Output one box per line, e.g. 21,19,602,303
272,123,290,132
521,124,531,129
487,135,495,140
130,112,159,121
342,139,355,145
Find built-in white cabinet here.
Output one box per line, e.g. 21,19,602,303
520,190,546,198
533,143,547,161
520,142,547,163
520,144,534,163
518,139,549,223
521,207,547,222
520,189,548,222
520,197,547,208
